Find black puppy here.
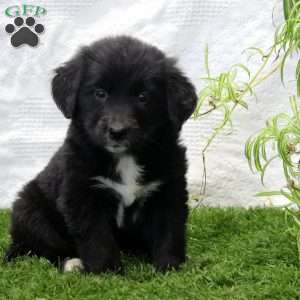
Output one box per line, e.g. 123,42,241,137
5,36,197,273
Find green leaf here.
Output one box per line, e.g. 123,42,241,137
283,0,293,20
255,191,284,197
231,64,251,79
280,49,291,86
281,189,296,202
288,0,300,19
260,155,278,186
237,99,249,109
245,136,255,172
204,44,210,78
296,60,300,96
290,95,299,118
253,136,264,172
243,47,266,58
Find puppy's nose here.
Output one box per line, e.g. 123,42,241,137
108,125,129,141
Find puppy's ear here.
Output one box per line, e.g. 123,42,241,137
51,54,83,119
166,60,197,130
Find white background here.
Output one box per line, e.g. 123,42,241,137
0,0,296,208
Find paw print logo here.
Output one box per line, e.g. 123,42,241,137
5,17,45,47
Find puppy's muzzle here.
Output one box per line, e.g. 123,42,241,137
104,113,139,143
108,122,131,142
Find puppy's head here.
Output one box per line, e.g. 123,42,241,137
52,36,197,154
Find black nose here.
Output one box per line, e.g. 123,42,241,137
108,126,129,141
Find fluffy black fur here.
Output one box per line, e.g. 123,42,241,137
4,36,197,273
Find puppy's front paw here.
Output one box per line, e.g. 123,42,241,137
153,255,185,272
83,256,122,274
63,258,84,272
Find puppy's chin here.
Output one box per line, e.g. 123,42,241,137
105,144,128,154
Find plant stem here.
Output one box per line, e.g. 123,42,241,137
198,107,216,117
252,58,283,88
200,46,279,196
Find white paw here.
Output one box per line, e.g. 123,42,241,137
63,258,84,272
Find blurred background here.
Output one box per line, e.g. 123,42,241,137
0,0,295,208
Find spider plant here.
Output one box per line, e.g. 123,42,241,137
194,0,300,199
245,96,300,258
244,0,300,257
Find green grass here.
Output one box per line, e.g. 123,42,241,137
0,208,300,300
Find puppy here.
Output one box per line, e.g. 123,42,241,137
4,36,197,273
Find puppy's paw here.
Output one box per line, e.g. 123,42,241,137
84,257,122,274
63,258,84,272
153,255,185,272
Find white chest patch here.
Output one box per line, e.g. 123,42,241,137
94,155,162,227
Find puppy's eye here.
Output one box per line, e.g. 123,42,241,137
137,92,148,103
94,88,108,100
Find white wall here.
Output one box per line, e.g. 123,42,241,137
0,0,295,208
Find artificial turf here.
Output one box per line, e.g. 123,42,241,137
0,208,299,300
